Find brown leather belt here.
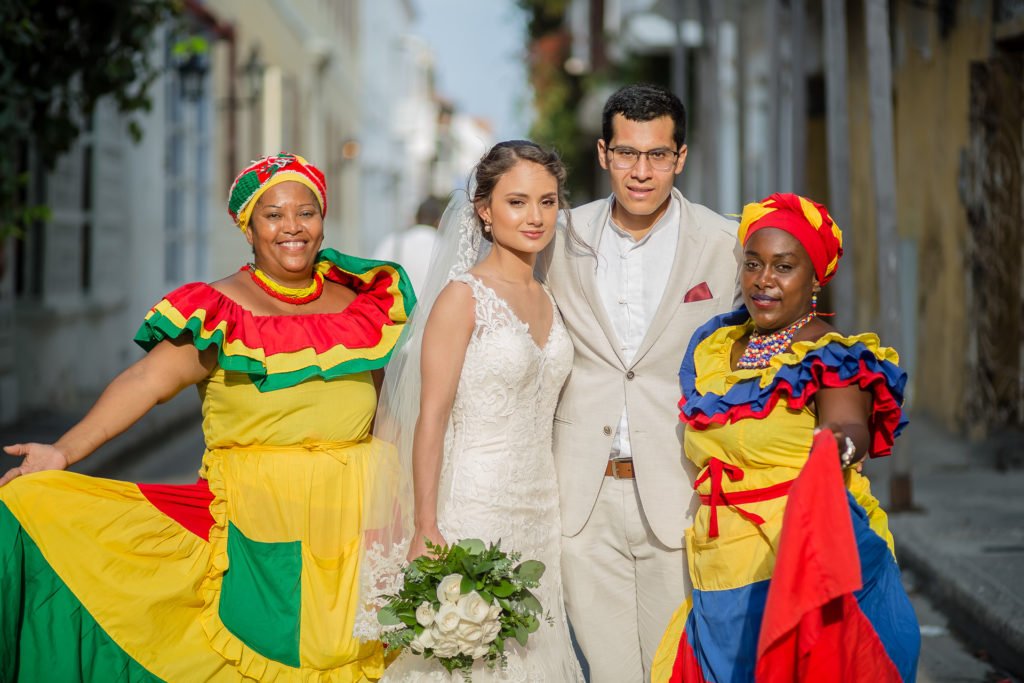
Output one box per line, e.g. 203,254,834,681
605,459,635,479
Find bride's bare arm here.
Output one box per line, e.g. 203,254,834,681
408,282,476,560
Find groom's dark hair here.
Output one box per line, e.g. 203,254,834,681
601,83,687,148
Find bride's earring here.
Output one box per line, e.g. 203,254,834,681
484,223,492,233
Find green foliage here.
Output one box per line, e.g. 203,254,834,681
515,1,594,201
516,2,675,203
378,538,551,679
517,0,569,37
0,0,182,238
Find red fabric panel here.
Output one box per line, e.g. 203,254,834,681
671,630,712,683
138,479,215,542
754,432,902,682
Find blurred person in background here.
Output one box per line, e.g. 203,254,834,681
373,195,446,295
0,153,415,682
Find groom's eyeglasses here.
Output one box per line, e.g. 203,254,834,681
605,146,681,172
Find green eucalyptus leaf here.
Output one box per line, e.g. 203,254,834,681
514,560,546,582
492,580,516,598
456,538,486,554
521,592,542,614
377,606,402,626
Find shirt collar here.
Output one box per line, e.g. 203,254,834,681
602,192,680,250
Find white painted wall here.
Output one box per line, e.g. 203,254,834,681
9,29,218,418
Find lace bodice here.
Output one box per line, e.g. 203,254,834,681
383,274,581,681
443,274,571,476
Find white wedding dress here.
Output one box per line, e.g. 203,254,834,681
383,274,583,682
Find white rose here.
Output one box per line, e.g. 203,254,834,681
415,601,436,627
457,637,477,656
434,602,462,633
481,619,502,643
455,619,483,643
436,574,464,604
470,642,491,659
431,635,461,658
455,591,491,624
487,603,502,621
412,626,436,652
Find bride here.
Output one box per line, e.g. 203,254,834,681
377,140,585,681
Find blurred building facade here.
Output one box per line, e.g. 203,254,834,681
531,0,1024,439
0,0,485,427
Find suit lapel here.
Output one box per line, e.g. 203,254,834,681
574,200,629,369
631,190,709,367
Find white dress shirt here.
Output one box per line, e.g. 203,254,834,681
595,195,680,460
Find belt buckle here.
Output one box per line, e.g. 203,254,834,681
610,458,630,480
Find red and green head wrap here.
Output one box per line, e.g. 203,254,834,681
737,192,844,285
227,153,327,233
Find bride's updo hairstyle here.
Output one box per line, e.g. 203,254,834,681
470,140,571,243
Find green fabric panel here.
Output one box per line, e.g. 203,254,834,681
319,247,418,314
0,503,163,683
219,521,302,667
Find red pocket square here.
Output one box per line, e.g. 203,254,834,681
683,282,713,303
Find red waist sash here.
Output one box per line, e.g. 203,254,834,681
694,458,794,538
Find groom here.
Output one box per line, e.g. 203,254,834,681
545,83,740,681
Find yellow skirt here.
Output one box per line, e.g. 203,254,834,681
0,439,393,682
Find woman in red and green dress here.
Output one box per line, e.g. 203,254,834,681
0,153,415,682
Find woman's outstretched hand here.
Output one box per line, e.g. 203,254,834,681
0,443,69,487
406,526,447,563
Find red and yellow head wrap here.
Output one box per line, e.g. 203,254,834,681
227,153,327,233
737,192,844,285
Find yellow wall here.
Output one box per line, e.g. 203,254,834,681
840,1,992,429
889,2,990,428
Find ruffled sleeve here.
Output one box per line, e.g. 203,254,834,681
133,248,415,392
678,308,908,457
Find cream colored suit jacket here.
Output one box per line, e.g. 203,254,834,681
545,189,740,549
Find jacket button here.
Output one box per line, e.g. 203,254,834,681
626,370,635,380
603,425,612,436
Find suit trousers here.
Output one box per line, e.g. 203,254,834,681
561,474,689,683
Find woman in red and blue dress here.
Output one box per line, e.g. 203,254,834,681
653,193,920,682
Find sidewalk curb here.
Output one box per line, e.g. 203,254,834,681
894,520,1024,677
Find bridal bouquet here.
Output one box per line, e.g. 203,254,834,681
377,538,548,677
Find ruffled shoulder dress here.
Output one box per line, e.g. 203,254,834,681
651,309,920,683
0,249,414,682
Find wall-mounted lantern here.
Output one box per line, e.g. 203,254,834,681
240,47,265,108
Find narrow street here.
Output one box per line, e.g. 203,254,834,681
910,570,1017,682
